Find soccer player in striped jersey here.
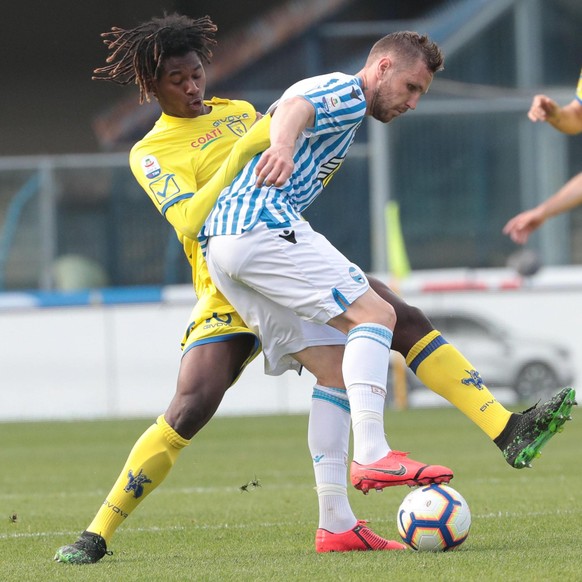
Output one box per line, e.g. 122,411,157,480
504,67,582,243
202,30,576,513
202,32,452,517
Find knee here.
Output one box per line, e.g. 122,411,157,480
390,302,435,356
369,297,397,329
394,303,433,335
165,384,227,439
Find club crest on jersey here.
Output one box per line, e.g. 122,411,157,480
141,155,161,179
350,86,363,101
124,469,152,499
461,369,484,390
322,93,341,113
227,119,248,137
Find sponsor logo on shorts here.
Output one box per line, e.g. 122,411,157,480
278,229,297,244
349,266,365,284
203,312,233,330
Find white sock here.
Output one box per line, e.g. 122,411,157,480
308,385,356,533
343,324,392,465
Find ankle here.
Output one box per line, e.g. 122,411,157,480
493,413,520,449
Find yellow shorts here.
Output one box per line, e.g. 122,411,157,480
181,291,261,382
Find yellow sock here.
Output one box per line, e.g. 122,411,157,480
406,331,512,440
86,415,189,543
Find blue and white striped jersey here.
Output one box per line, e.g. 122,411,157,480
201,72,367,239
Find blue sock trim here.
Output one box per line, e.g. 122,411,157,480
312,387,351,413
346,324,393,349
408,335,449,374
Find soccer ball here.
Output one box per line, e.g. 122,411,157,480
396,484,471,551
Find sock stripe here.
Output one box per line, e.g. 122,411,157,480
346,324,393,348
408,334,449,374
312,387,351,413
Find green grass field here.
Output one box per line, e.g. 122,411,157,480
1,405,580,581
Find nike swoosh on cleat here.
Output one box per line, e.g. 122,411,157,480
366,464,407,476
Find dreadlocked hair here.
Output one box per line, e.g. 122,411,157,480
93,13,217,103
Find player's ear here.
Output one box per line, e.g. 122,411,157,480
377,57,391,78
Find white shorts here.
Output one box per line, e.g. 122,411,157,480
205,220,369,375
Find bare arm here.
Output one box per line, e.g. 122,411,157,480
503,172,582,244
254,96,315,187
528,95,582,135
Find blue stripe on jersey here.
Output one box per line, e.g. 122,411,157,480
161,192,193,215
408,334,449,374
314,102,367,133
201,73,366,242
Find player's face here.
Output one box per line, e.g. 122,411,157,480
369,57,433,123
153,51,210,118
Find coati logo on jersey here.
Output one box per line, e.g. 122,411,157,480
191,127,224,149
141,155,161,179
316,156,345,187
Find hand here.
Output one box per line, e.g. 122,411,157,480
502,207,546,244
527,94,559,123
255,144,295,187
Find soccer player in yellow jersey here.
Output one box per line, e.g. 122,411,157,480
54,13,407,562
504,67,582,243
55,13,576,564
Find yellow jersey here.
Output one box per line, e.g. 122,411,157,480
129,97,258,301
577,68,582,104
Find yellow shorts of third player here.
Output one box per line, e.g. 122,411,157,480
181,290,261,385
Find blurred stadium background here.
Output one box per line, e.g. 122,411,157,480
1,0,581,420
1,0,581,290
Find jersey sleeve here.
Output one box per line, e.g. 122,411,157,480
129,142,198,217
131,114,272,240
301,77,366,137
576,68,582,104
